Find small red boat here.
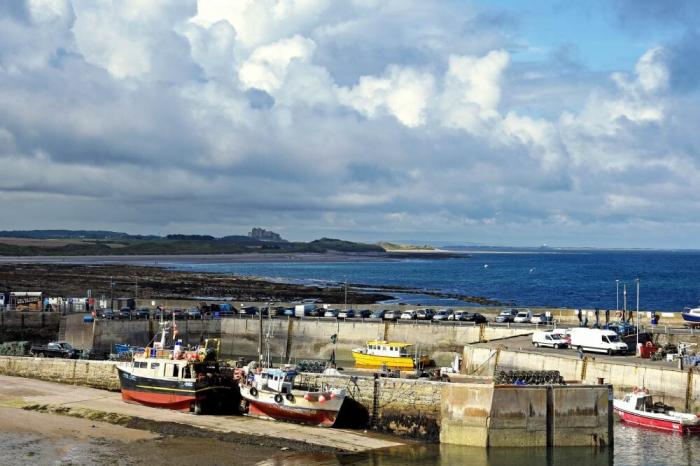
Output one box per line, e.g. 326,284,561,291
613,387,700,434
240,367,347,427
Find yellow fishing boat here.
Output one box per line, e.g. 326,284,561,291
351,340,430,369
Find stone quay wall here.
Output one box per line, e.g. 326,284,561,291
464,345,700,412
0,355,120,390
0,311,61,344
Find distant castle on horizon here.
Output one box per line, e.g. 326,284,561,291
248,227,284,241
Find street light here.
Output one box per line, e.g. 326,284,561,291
615,280,620,312
636,278,640,354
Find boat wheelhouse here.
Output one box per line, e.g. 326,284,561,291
351,340,430,370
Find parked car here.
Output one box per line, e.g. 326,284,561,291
384,310,400,320
416,309,434,320
400,310,417,320
338,309,355,318
241,306,259,316
132,308,151,319
370,310,386,319
531,313,552,324
324,309,340,318
532,330,569,349
462,312,487,324
186,308,202,319
433,309,452,321
283,308,295,317
99,309,115,320
513,310,533,323
153,308,172,320
357,309,372,318
448,311,465,321
270,306,286,317
495,308,519,323
30,341,80,359
117,308,133,320
171,309,185,320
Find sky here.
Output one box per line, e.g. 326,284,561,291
1,0,700,248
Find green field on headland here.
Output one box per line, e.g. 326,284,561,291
0,231,385,257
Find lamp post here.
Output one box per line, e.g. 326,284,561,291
636,278,640,354
615,280,620,312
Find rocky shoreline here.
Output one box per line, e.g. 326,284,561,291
0,263,392,304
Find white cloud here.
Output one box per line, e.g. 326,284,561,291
239,34,316,93
337,65,434,127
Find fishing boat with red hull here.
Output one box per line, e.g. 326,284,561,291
613,387,700,434
240,367,347,427
117,335,238,414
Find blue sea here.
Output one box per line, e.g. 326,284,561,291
165,250,700,312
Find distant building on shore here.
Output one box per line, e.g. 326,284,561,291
248,227,284,241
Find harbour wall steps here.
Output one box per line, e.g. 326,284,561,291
463,346,700,412
0,355,611,447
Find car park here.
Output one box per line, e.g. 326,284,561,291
532,330,569,349
324,309,340,318
433,309,452,321
495,308,519,323
338,309,355,318
400,310,417,320
370,310,386,319
513,310,533,323
384,310,400,320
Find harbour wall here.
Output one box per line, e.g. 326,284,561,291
0,354,611,447
65,316,532,365
463,346,700,412
0,355,120,390
0,311,61,344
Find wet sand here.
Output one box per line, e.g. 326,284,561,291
0,407,306,465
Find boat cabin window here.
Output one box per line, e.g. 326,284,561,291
150,363,160,369
172,365,179,378
135,361,147,368
635,397,653,411
183,365,191,379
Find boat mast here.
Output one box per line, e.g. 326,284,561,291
258,302,264,364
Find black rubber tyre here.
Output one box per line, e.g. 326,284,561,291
534,342,540,348
274,394,283,403
250,387,258,397
285,393,294,402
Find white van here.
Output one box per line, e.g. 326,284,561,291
532,330,569,349
569,328,628,355
513,309,533,323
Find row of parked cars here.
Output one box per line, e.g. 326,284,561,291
495,308,553,324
